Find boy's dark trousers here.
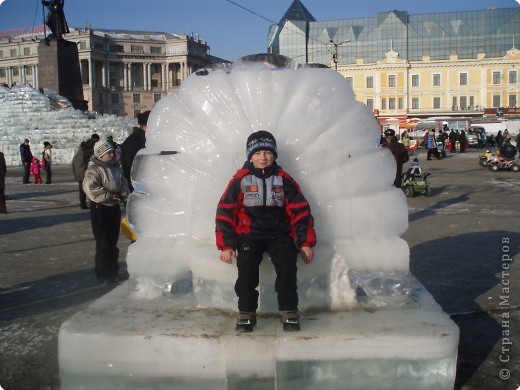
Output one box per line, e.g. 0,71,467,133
235,236,298,312
89,203,121,281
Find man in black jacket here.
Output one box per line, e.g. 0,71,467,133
19,139,33,184
381,129,409,188
121,111,150,192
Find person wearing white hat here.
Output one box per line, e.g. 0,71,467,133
83,139,130,284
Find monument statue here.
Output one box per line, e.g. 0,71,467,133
42,0,70,40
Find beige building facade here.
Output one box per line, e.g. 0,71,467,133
339,47,520,120
0,27,224,117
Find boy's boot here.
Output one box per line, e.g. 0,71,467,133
280,311,300,332
235,311,256,332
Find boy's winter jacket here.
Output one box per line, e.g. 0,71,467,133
82,156,129,206
216,161,316,251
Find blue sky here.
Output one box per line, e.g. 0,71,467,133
0,0,518,60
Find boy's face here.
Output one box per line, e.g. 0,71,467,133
250,150,276,169
100,150,115,162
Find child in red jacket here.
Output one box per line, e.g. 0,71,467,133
30,157,42,184
216,131,316,332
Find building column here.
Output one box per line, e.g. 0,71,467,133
34,65,39,89
20,66,25,85
128,62,133,89
144,63,149,91
162,62,167,91
7,67,12,87
123,63,128,91
101,61,107,88
89,59,95,89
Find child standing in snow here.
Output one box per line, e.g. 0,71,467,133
30,157,42,184
215,130,316,333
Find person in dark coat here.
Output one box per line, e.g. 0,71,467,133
121,111,150,192
216,130,316,333
381,129,409,188
72,134,99,209
0,151,6,213
19,139,33,184
459,130,468,153
448,129,458,153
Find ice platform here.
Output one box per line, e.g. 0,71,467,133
59,277,459,390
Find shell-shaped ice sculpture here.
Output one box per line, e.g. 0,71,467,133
126,55,410,310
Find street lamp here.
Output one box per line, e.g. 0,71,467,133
329,39,351,71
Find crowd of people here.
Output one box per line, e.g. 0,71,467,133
71,110,150,284
5,111,151,284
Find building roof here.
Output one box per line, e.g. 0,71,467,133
278,0,316,24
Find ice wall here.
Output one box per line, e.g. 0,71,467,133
0,85,135,166
126,58,410,310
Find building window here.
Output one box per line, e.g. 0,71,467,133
388,75,396,88
366,76,373,88
509,71,517,84
508,95,517,107
131,45,144,53
110,45,124,53
23,47,30,56
470,96,475,109
366,98,374,110
151,46,162,54
10,49,16,57
459,73,468,86
460,96,467,110
151,79,159,88
433,97,441,109
433,74,441,87
25,66,32,75
389,98,396,110
0,68,5,78
411,98,419,110
345,77,353,87
452,96,457,110
398,98,403,110
492,71,501,85
493,95,501,107
0,51,3,58
111,93,119,104
133,93,141,103
168,45,182,54
12,68,19,76
154,93,162,103
381,98,387,110
79,42,87,50
411,74,419,87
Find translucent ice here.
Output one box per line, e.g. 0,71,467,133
59,55,458,390
126,56,409,308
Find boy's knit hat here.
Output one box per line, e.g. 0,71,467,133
246,130,278,160
94,140,114,158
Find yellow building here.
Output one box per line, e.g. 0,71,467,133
268,2,520,124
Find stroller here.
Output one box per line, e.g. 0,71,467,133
401,158,432,197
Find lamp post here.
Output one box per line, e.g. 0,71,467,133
329,39,351,71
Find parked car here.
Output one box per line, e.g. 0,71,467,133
466,126,486,147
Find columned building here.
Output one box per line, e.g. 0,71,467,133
268,1,520,122
0,28,226,117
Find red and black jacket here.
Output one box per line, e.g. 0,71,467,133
216,161,316,251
